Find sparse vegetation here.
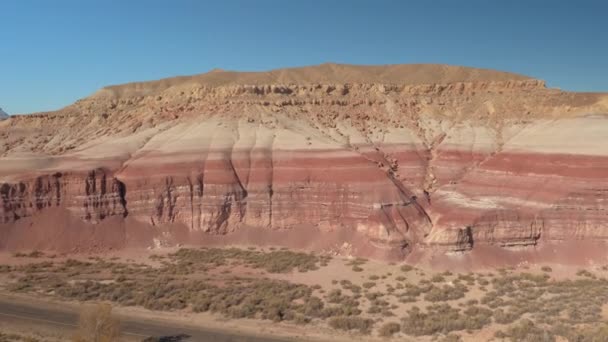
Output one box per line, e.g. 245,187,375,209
328,316,374,334
167,247,331,273
0,331,43,342
400,265,414,272
378,322,400,337
401,304,492,336
2,249,608,339
495,319,555,342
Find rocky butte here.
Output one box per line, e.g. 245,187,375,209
1,63,607,266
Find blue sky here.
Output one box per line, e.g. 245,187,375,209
1,0,607,114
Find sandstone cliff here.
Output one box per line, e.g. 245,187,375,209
1,63,607,261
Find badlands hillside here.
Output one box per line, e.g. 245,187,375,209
1,63,607,264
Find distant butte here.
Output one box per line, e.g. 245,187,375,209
1,63,607,266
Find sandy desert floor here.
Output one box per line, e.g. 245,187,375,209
1,246,608,341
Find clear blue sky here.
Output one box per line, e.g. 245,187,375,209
1,0,607,114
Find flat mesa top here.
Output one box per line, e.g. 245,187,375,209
95,63,535,98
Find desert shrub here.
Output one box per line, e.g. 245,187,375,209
400,265,414,272
367,305,381,314
362,282,376,289
369,275,380,280
576,270,595,278
167,247,329,273
440,334,463,342
346,258,367,270
430,274,445,283
477,278,489,286
72,303,120,342
466,299,479,306
493,308,519,324
326,289,344,303
541,266,552,272
0,332,43,342
365,292,384,301
552,322,608,342
378,322,401,337
423,284,467,302
401,304,491,336
13,250,45,258
496,319,555,342
328,316,374,334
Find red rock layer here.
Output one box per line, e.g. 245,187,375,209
1,64,608,262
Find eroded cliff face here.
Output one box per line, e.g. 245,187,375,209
1,64,607,261
0,169,127,224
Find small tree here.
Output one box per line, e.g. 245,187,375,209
73,303,120,342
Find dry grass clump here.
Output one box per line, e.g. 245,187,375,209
430,274,445,283
192,279,320,322
362,282,376,289
399,265,414,272
439,334,462,342
72,303,120,342
492,308,519,324
551,322,608,341
168,247,330,273
12,250,48,258
378,322,401,337
401,304,491,336
494,319,554,342
423,283,468,302
328,316,374,334
338,280,362,294
321,289,362,318
346,258,367,272
0,332,42,342
576,269,595,278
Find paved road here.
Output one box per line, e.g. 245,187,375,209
0,296,293,342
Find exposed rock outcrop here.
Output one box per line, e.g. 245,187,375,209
1,63,607,260
0,169,127,224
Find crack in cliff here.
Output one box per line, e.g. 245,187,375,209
227,124,248,221
422,132,447,196
306,117,433,242
268,129,276,229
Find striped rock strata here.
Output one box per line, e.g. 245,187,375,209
1,64,607,261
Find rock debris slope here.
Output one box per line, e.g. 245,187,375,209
1,63,607,261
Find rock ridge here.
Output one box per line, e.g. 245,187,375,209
1,63,608,263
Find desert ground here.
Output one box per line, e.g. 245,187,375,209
1,245,608,341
